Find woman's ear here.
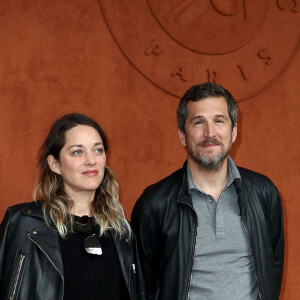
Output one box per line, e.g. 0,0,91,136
47,155,61,175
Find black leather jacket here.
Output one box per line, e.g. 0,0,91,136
131,162,284,300
0,201,143,300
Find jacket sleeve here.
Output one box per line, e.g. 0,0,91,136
0,209,11,293
132,232,147,300
269,186,284,294
131,195,160,300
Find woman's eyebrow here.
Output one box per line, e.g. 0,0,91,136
68,144,83,150
67,142,103,150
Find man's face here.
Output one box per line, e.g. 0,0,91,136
178,96,237,171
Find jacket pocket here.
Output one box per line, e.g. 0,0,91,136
8,252,28,300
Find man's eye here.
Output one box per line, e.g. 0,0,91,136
216,119,224,123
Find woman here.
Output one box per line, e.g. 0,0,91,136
0,113,144,300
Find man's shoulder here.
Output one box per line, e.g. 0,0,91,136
131,165,186,224
138,165,185,205
237,166,280,201
238,166,276,186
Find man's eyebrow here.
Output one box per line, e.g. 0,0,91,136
191,114,229,121
214,114,228,119
191,115,204,120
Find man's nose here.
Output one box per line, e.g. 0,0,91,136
203,122,216,138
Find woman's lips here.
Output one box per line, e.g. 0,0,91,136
82,170,98,176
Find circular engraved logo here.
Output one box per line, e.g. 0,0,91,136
98,0,299,102
146,0,268,54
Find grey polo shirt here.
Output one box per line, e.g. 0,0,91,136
188,157,259,300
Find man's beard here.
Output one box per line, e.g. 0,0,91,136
187,137,232,171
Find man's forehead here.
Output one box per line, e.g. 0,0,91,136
187,96,228,112
188,95,226,104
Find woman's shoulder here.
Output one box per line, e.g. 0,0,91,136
6,200,42,215
2,201,44,227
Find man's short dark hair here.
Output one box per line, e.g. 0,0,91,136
177,82,238,133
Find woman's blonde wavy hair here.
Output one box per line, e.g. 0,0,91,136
33,113,131,239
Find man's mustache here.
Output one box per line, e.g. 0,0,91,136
199,138,222,146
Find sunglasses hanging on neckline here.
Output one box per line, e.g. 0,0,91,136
84,234,102,255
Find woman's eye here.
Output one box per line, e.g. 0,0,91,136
73,150,83,156
95,148,104,154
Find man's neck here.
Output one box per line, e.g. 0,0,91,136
188,157,228,202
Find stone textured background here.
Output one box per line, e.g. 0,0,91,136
0,1,299,298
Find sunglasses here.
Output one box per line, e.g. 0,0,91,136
84,234,103,256
74,216,103,256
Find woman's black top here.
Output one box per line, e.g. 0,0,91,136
59,216,130,300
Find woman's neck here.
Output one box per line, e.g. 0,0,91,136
66,189,96,217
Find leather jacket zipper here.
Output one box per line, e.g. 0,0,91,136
27,233,64,300
240,216,262,300
9,254,26,300
177,199,198,300
187,224,198,300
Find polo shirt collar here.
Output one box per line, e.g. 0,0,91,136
187,156,241,193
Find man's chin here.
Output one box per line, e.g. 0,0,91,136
191,153,227,171
200,152,222,161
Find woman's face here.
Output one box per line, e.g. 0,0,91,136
48,125,106,197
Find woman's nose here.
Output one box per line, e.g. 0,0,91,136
85,152,96,165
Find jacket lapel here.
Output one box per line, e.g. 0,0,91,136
24,201,64,276
109,229,132,287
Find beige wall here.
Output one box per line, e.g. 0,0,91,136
0,1,299,298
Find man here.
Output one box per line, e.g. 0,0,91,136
131,83,284,300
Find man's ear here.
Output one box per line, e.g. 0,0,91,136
178,130,187,147
232,123,237,144
47,155,61,175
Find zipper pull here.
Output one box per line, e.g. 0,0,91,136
132,264,136,274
